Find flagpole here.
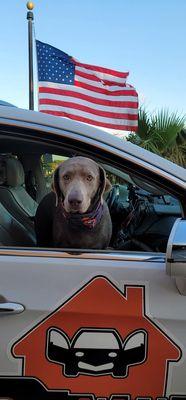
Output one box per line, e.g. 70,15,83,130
26,2,35,110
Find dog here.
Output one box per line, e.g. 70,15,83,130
35,156,112,249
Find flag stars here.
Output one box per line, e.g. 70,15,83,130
37,41,75,84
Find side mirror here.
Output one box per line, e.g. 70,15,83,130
166,218,186,295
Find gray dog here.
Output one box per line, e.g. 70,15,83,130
35,157,112,249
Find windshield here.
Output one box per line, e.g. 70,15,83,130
73,332,120,349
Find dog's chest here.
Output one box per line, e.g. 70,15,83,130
52,203,110,249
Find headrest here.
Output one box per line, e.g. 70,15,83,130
0,157,25,187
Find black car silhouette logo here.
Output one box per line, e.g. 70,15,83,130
46,327,147,377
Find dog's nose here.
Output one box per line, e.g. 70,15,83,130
68,192,83,207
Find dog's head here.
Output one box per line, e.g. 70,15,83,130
53,156,111,213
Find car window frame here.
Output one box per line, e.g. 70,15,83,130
0,122,185,257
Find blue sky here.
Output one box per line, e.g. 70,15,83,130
1,0,186,114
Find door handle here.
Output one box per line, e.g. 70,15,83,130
0,302,24,315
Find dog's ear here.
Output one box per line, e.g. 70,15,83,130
99,166,112,199
52,165,63,206
105,177,112,193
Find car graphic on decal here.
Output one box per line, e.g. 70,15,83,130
46,327,147,377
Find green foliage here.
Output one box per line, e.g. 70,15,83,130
165,129,186,167
127,108,186,167
41,157,64,188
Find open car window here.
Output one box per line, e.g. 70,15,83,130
0,126,183,253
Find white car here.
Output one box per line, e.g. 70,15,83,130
0,105,185,400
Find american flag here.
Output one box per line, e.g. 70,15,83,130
36,40,138,131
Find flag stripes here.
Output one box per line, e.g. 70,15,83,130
40,110,137,130
39,83,138,101
39,100,138,120
39,94,138,114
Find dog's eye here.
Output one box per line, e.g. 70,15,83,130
63,175,70,181
87,175,93,181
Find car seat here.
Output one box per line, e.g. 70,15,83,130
0,156,38,232
0,202,36,246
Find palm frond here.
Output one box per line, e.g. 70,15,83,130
127,107,186,167
152,110,185,150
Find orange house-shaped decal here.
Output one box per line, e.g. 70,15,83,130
12,276,181,399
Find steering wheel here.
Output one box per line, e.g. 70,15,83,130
106,184,120,211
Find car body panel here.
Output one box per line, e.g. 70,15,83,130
0,253,185,396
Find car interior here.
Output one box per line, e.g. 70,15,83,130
0,134,182,252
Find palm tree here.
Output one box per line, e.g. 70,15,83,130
127,108,186,167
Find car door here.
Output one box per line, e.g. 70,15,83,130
0,114,185,400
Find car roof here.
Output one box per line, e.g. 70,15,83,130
0,100,16,107
0,106,185,185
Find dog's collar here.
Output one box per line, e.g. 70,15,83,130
59,200,104,230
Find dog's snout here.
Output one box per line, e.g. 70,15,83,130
68,191,83,207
